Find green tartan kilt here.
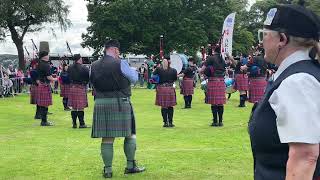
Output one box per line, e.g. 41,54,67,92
91,98,136,138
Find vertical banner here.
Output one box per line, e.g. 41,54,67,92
160,35,164,59
221,13,236,60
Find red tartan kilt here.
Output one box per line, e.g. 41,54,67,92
155,86,177,107
60,84,70,98
36,83,52,107
68,84,88,109
30,85,37,104
180,78,194,95
206,77,226,105
248,77,267,103
235,74,249,91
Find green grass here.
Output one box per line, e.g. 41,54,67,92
0,88,254,180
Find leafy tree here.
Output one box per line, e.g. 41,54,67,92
83,0,251,57
0,0,71,70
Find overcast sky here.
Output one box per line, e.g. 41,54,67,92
0,0,256,56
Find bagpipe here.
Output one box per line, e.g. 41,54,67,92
23,69,39,85
149,74,160,84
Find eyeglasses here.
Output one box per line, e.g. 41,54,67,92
257,29,277,43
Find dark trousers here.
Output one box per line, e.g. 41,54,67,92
183,95,192,108
161,107,174,124
211,105,224,124
63,98,69,109
71,111,85,126
39,106,48,124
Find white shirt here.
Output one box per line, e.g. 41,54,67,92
269,50,320,144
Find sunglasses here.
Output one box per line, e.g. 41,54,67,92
257,29,277,43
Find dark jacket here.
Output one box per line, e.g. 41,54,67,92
249,60,320,180
90,55,131,98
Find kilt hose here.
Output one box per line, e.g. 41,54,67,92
205,77,226,105
68,84,88,109
36,83,52,107
60,84,70,98
248,77,267,103
180,78,194,96
155,84,177,108
91,98,136,138
30,84,37,105
235,74,249,91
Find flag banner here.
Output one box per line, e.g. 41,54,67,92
221,13,236,60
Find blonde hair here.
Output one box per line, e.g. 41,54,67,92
289,36,320,62
162,59,169,70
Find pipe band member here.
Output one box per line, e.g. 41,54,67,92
202,44,226,127
36,51,57,126
154,57,178,128
90,39,145,178
178,57,197,108
67,54,90,128
249,4,320,180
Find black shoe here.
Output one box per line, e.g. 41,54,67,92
238,104,246,107
124,161,145,174
103,167,112,178
219,122,224,127
79,124,90,128
169,123,175,127
40,121,54,126
163,123,169,127
210,122,218,127
34,115,42,120
64,107,71,111
72,124,77,128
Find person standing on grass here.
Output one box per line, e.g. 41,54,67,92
59,63,71,111
138,63,146,87
90,39,145,178
178,57,197,109
249,3,320,180
36,51,57,126
201,44,226,127
228,53,249,107
245,55,268,104
29,59,41,119
67,54,90,129
153,57,178,128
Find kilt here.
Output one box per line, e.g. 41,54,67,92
180,78,194,95
68,84,88,109
235,74,249,91
30,84,37,104
155,84,177,108
91,98,135,138
60,84,70,98
36,83,52,107
248,77,267,103
205,77,226,105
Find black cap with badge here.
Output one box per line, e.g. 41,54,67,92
264,4,320,41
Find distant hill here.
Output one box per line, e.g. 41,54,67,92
0,54,18,68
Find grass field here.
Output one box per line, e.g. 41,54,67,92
0,87,254,180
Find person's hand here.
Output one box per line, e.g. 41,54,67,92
240,65,247,71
